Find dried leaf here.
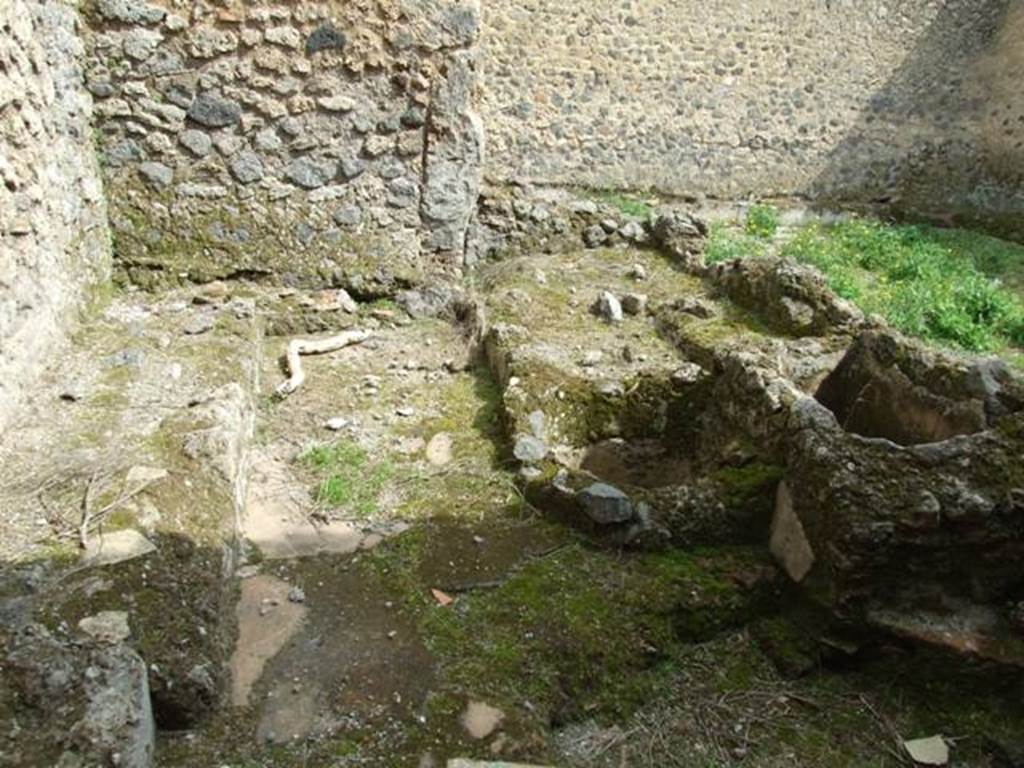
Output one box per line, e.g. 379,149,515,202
431,588,454,607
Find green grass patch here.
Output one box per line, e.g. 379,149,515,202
706,204,780,265
705,223,769,265
588,190,655,219
706,212,1024,354
299,439,394,516
779,220,1024,353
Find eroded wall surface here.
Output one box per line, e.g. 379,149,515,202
84,0,483,291
0,0,110,430
481,0,1024,233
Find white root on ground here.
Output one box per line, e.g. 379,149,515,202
276,330,372,396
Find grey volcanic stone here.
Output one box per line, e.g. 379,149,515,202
230,151,264,184
333,206,362,227
139,162,173,187
513,435,547,464
187,93,242,128
254,128,283,152
95,0,165,24
106,139,143,167
387,177,419,208
339,157,366,181
286,157,334,189
306,23,346,55
584,224,608,248
578,483,634,524
178,129,212,157
401,107,427,128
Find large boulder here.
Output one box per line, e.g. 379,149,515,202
2,623,155,767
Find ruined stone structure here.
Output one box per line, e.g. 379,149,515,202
3,3,1024,765
0,0,110,430
3,0,1024,430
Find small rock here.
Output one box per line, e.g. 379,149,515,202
339,157,367,181
581,350,604,367
674,296,717,319
578,483,634,524
193,280,228,304
124,466,168,493
629,263,648,280
83,530,156,567
306,22,346,55
318,95,356,112
671,363,705,385
139,161,173,187
287,587,306,604
396,406,416,417
527,410,546,440
583,224,608,248
513,435,547,464
324,417,350,431
336,289,359,314
183,314,215,335
620,221,648,243
426,433,454,466
236,565,260,579
770,481,815,583
621,293,648,316
286,157,335,189
593,291,623,323
461,701,505,740
904,736,949,766
333,205,362,228
78,611,131,644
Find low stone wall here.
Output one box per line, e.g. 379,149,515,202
481,0,1024,236
84,0,483,291
0,0,110,431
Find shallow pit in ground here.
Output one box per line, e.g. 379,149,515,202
813,332,997,446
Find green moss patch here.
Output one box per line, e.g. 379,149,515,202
364,531,775,726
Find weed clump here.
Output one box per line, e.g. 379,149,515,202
299,440,394,516
745,203,780,239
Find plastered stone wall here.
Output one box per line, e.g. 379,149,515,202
481,0,1024,235
0,0,110,430
84,0,483,292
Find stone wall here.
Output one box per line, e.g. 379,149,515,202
84,0,483,292
481,0,1024,236
0,0,110,431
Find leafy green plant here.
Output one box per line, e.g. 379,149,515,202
745,203,780,239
